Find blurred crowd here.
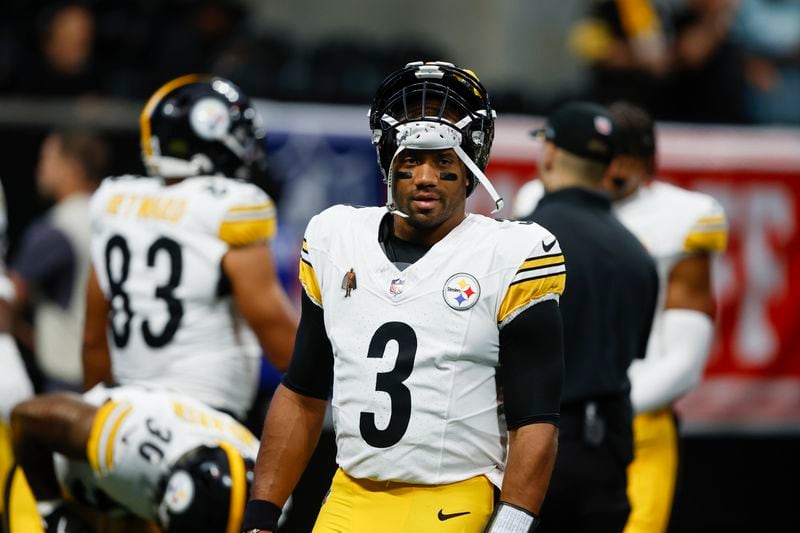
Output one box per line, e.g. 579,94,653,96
1,0,798,124
570,0,800,125
0,0,443,105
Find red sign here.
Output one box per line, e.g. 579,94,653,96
481,120,800,433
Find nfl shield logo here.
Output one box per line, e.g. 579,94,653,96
389,278,404,296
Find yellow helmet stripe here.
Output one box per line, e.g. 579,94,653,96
218,441,247,533
140,74,204,157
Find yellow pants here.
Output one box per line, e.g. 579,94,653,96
623,409,678,533
3,466,44,533
313,468,495,533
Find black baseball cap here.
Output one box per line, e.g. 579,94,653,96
531,101,616,163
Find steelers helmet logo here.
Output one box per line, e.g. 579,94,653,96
443,273,481,310
162,470,195,514
189,97,231,140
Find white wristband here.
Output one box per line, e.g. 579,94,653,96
484,502,539,533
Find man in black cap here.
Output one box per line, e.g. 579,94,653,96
523,101,658,533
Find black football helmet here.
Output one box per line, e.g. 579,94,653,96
156,444,253,533
368,61,502,214
140,74,267,180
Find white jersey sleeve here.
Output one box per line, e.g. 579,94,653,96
494,222,566,329
55,385,258,522
616,182,728,412
89,176,277,419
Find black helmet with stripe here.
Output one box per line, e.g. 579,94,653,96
140,74,266,181
368,61,502,214
156,443,253,533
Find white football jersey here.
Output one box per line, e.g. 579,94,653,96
89,175,277,419
55,384,258,521
614,181,727,403
299,205,565,486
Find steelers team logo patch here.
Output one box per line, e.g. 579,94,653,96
443,273,481,311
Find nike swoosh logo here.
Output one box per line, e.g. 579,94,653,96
542,238,557,252
438,509,471,521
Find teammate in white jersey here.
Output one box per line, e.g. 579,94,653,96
606,102,727,533
9,384,257,532
510,103,728,533
0,181,35,522
245,62,566,533
82,75,298,421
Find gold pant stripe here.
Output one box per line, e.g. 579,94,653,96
624,409,679,533
313,468,494,533
3,466,44,533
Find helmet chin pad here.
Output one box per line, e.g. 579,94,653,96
394,120,463,151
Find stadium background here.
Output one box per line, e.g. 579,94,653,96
1,0,798,531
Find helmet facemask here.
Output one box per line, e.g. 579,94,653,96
369,62,503,216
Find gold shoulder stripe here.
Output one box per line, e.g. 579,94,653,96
219,218,276,246
299,259,322,306
104,405,133,470
227,201,274,214
498,273,566,324
87,401,119,474
302,239,309,253
218,441,247,533
695,214,726,226
684,229,727,253
518,254,565,272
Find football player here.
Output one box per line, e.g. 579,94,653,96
606,101,727,533
244,62,566,533
82,75,298,422
8,384,257,532
0,181,35,523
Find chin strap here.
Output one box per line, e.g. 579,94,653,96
385,144,410,218
453,144,503,213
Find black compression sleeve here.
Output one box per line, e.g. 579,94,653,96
282,291,334,400
499,300,564,429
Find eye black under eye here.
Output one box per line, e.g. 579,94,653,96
439,172,458,181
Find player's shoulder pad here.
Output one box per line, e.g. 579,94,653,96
494,220,566,326
303,204,375,249
300,205,379,308
89,174,145,219
207,178,277,247
662,184,728,254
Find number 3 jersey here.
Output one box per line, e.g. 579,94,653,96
299,205,566,486
89,175,277,419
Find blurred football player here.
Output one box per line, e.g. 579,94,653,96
9,384,257,532
244,62,566,533
511,102,728,533
82,75,298,422
607,101,727,533
0,181,35,524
